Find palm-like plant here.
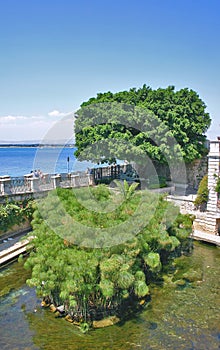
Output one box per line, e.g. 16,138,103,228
24,186,194,330
114,180,139,201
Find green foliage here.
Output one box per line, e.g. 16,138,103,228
145,252,161,272
95,177,112,185
24,185,193,325
90,184,111,201
215,176,220,195
194,175,209,210
134,280,149,298
0,199,35,233
114,180,139,200
147,176,167,189
75,85,211,164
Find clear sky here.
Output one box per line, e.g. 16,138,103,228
0,0,219,142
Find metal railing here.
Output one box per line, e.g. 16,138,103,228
10,177,32,194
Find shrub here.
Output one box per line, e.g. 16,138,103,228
194,175,209,211
147,175,167,189
0,199,35,233
95,177,112,185
91,184,111,201
215,176,220,196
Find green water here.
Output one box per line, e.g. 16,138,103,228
0,242,219,350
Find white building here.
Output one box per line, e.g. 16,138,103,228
205,138,220,234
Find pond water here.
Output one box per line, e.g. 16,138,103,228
0,242,219,350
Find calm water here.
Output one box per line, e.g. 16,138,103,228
0,147,95,177
0,242,219,350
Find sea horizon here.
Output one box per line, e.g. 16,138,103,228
0,144,75,148
0,146,95,177
0,139,75,147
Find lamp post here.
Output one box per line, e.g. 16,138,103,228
67,156,70,174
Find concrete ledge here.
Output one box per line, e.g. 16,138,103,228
192,230,220,246
0,237,33,266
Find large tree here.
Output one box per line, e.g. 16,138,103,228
75,85,211,165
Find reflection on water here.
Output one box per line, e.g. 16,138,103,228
0,242,219,350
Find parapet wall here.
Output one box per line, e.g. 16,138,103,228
0,172,92,203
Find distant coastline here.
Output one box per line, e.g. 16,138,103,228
0,143,75,148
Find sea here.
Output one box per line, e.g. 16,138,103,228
0,242,219,350
0,146,96,178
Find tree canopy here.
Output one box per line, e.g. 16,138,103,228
75,85,211,165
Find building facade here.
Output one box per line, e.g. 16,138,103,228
205,139,220,234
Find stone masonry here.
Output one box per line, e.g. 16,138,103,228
194,139,220,235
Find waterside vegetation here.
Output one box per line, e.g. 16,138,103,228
24,184,194,332
0,199,35,234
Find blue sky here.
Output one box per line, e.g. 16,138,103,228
0,0,219,141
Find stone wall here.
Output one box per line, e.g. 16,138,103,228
0,221,32,238
132,156,208,190
185,156,208,189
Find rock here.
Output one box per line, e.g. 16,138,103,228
41,300,50,308
49,304,57,313
65,315,73,323
174,279,186,286
93,316,120,328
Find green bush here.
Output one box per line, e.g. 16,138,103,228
215,176,220,195
95,177,112,185
91,184,111,201
148,175,167,189
0,199,35,233
194,175,209,211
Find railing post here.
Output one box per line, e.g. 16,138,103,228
0,176,11,195
51,174,61,189
79,173,90,187
71,174,80,187
88,174,95,186
28,177,40,192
